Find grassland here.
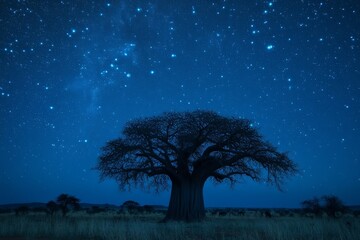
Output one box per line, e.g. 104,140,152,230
0,210,359,240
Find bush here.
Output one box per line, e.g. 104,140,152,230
121,200,142,213
322,195,347,218
301,195,347,218
121,200,140,208
15,206,29,216
301,197,322,215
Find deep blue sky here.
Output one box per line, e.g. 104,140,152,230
1,0,359,208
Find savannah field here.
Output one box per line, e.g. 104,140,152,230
0,208,359,240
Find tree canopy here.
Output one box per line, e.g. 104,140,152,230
56,193,80,216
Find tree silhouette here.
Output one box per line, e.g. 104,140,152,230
301,197,322,215
46,200,58,216
121,200,141,213
301,195,347,218
98,110,297,222
121,200,140,208
56,194,80,216
322,195,346,217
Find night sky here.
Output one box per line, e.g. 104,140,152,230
1,0,359,208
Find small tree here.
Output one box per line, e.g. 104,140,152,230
56,194,80,216
301,197,322,215
322,195,346,217
301,195,347,218
46,201,58,216
98,110,297,222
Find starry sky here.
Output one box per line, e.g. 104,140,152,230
1,0,359,208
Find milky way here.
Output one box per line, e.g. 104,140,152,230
1,0,359,207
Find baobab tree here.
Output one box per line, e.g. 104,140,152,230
98,110,297,222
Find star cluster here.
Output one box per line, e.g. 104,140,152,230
0,0,359,207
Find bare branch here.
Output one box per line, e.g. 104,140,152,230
97,110,297,192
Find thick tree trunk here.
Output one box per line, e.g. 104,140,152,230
164,178,206,222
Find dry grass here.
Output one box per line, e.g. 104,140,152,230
0,211,359,240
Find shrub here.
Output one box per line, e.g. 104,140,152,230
322,195,347,218
301,197,322,215
301,195,347,218
15,206,29,216
121,200,142,214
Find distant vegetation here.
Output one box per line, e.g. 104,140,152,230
0,205,359,239
0,195,359,239
55,193,80,216
301,195,348,218
7,193,82,217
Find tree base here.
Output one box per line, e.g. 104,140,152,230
161,215,206,223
